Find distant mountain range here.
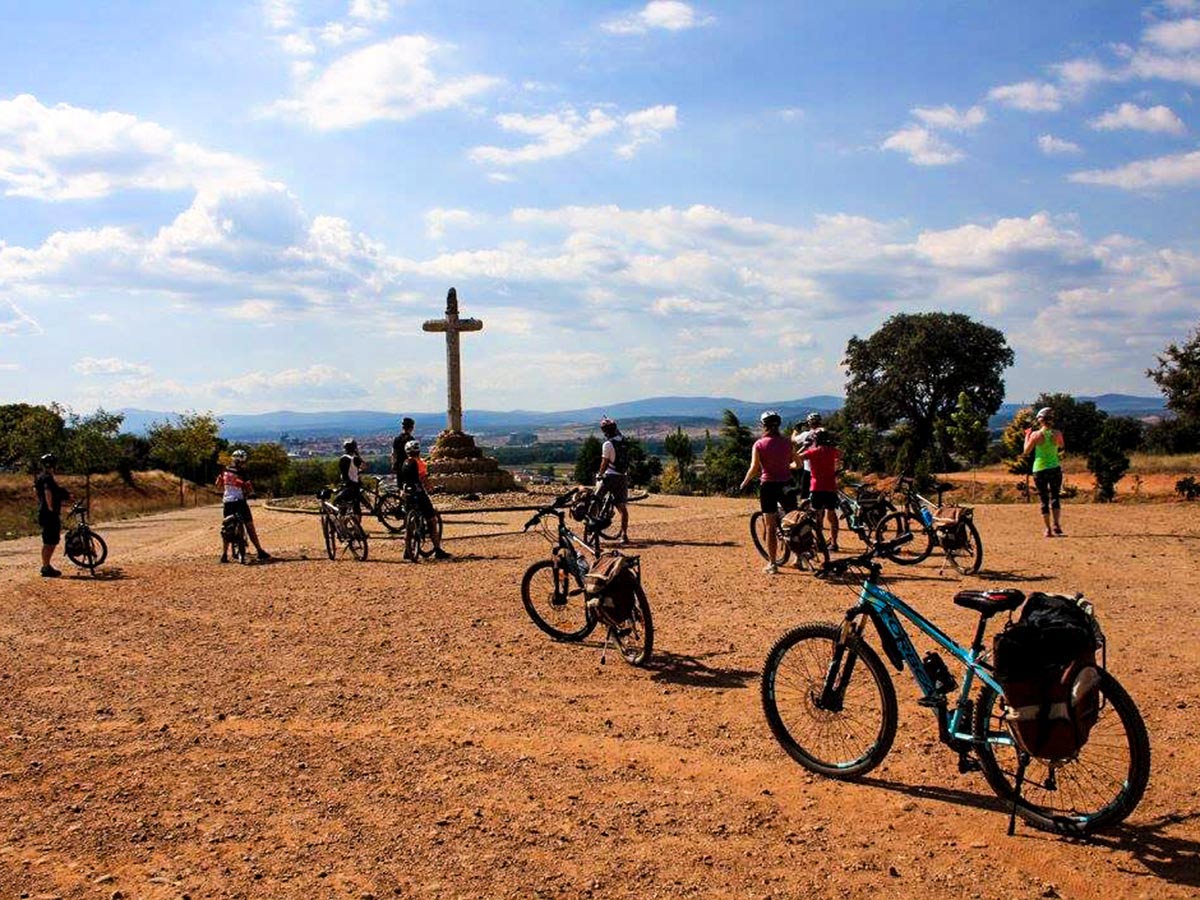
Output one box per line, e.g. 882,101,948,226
116,393,1166,441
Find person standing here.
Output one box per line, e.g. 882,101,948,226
792,412,824,498
740,411,801,574
595,416,630,543
399,440,451,560
799,430,842,552
338,438,366,522
34,453,69,577
391,417,416,476
215,448,271,562
1024,406,1065,537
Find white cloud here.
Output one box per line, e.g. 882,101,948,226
1090,102,1187,134
1038,134,1082,155
73,356,152,376
424,207,478,240
0,300,41,335
486,172,515,183
349,0,391,23
224,300,279,320
1050,58,1114,89
0,94,267,201
262,0,297,30
881,125,963,166
1127,50,1200,85
1069,149,1200,189
987,80,1064,112
270,36,500,130
317,22,371,47
911,104,986,131
1144,16,1200,52
208,364,367,402
469,108,618,165
602,2,714,35
279,32,316,56
914,212,1094,270
778,107,804,122
616,104,678,158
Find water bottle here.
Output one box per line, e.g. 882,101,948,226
919,507,934,527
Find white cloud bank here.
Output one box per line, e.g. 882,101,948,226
1069,149,1200,189
469,104,677,166
602,2,714,35
1089,102,1187,135
1038,134,1082,155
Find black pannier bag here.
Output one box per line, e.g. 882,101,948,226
992,593,1103,761
220,515,240,539
583,551,639,625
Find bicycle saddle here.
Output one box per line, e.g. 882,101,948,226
953,589,1024,616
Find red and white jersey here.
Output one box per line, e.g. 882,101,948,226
216,469,252,502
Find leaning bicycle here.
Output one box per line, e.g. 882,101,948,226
750,500,830,571
317,489,369,561
760,539,1149,835
220,507,251,565
874,476,983,574
357,476,409,534
64,501,108,576
402,491,444,563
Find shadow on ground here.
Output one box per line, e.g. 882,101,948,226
646,650,758,689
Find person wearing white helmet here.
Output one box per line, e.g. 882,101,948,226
215,448,270,562
398,439,450,559
1023,407,1066,537
740,410,802,573
595,416,630,543
791,412,825,499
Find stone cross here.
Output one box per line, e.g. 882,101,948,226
422,287,483,433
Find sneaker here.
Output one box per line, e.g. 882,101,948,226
256,550,272,561
40,565,61,578
1053,526,1064,536
219,555,229,564
1044,528,1054,538
763,562,778,575
433,548,452,560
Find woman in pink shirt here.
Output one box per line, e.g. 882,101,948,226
740,410,801,573
799,430,842,551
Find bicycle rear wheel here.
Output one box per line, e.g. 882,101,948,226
376,493,407,534
761,622,897,778
873,512,933,564
521,559,596,641
974,671,1150,835
403,511,422,562
944,519,983,575
346,519,369,561
613,582,653,666
320,512,337,560
749,512,791,565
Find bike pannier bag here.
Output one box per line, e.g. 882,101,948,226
221,515,240,539
583,551,638,624
992,593,1102,761
780,511,815,554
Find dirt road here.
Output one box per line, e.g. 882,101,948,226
1,497,1197,899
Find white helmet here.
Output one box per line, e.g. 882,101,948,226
759,410,782,428
405,440,421,455
231,448,248,462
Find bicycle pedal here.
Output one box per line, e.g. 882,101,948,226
957,756,981,774
916,696,945,709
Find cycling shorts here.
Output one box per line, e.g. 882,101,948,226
759,481,798,515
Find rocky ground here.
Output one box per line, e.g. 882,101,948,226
1,497,1197,899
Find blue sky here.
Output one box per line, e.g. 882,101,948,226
2,0,1198,415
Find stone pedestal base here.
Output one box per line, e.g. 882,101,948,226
427,430,518,494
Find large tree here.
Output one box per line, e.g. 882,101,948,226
148,411,221,505
1,403,66,471
1032,392,1106,456
843,312,1013,469
65,409,124,502
1148,323,1200,422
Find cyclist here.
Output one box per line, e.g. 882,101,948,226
595,416,630,543
791,412,824,499
215,449,271,562
35,452,70,577
337,438,366,522
798,429,842,551
399,440,450,560
740,411,801,574
1024,406,1066,537
391,417,416,476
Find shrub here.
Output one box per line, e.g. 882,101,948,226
1177,476,1200,501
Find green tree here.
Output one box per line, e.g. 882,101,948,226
114,433,153,483
663,427,695,491
701,409,754,494
573,436,603,485
1148,323,1200,422
947,392,990,469
1143,416,1200,455
1032,392,1106,456
148,411,221,505
242,443,291,497
4,403,67,471
1087,417,1143,502
1001,408,1037,475
280,458,340,496
843,312,1014,471
65,409,124,503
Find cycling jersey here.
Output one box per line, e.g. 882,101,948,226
601,434,629,476
1030,429,1062,473
800,446,841,493
216,469,253,502
399,458,426,493
339,453,362,484
754,434,794,483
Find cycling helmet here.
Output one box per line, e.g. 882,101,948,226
401,417,415,429
40,453,57,467
805,412,823,425
343,438,358,453
759,410,782,428
599,415,617,434
1036,407,1053,422
405,440,420,455
231,448,248,462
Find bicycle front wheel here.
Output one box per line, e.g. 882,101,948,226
761,622,897,778
346,520,369,561
749,511,791,565
944,519,983,575
68,530,108,573
320,512,337,560
376,493,407,534
613,581,653,666
874,512,933,564
521,559,595,642
973,670,1150,835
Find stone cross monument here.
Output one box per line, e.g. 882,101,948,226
420,288,516,494
422,287,482,434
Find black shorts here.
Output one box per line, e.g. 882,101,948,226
39,510,61,546
597,473,628,506
413,491,436,519
797,469,812,499
809,490,838,511
223,499,252,522
759,481,798,515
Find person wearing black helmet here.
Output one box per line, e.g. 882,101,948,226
391,417,416,476
398,439,450,559
337,438,366,522
595,416,630,543
34,453,70,577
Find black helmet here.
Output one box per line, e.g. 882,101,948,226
402,417,415,429
343,438,358,453
40,453,57,468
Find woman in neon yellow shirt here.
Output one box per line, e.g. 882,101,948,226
1023,407,1065,537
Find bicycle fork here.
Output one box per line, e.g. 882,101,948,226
817,616,868,712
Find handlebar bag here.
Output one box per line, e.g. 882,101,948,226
583,551,639,624
992,593,1101,762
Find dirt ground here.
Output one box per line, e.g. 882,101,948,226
1,496,1197,899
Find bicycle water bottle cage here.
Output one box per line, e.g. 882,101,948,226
953,589,1025,616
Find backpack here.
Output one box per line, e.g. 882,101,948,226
992,593,1103,762
583,551,640,626
779,510,817,556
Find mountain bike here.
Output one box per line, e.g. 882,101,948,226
220,507,250,565
317,489,369,561
750,495,830,571
64,501,108,576
835,482,895,546
402,490,444,562
581,484,621,550
874,476,983,574
521,489,652,665
357,476,408,534
760,538,1149,835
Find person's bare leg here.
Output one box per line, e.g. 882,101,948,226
1042,512,1053,537
618,504,629,541
827,509,840,550
1052,507,1063,535
246,521,266,554
765,511,778,563
41,544,53,568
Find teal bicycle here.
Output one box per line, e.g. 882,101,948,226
760,537,1150,835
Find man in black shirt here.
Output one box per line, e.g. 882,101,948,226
399,440,450,560
391,417,416,476
34,453,69,577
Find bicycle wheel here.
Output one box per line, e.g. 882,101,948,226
346,519,369,561
67,529,108,574
320,512,337,560
749,512,791,565
520,559,596,641
613,582,653,666
793,522,830,572
944,519,983,575
974,670,1150,835
403,511,421,562
376,493,407,534
761,622,897,778
416,514,441,558
873,512,933,565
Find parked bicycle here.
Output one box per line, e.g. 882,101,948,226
357,475,408,534
521,489,652,665
834,482,895,547
760,537,1149,835
220,506,251,565
63,501,108,576
750,496,830,572
874,476,983,574
402,488,444,562
317,488,369,561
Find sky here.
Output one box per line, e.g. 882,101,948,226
1,0,1199,416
